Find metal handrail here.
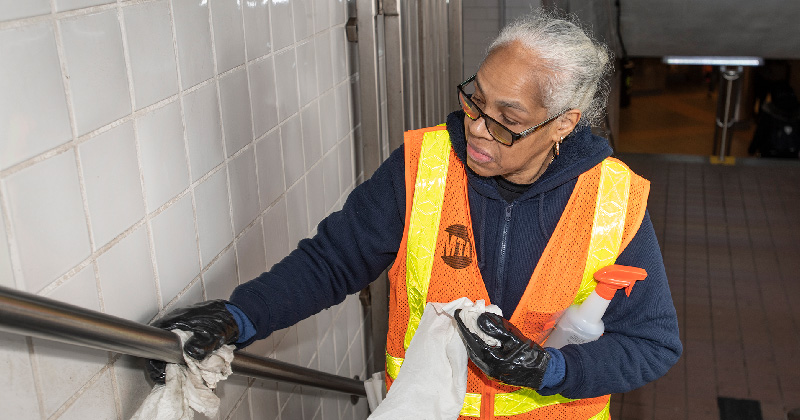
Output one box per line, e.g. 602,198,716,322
0,285,366,397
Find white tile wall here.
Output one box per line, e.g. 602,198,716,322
319,90,338,151
306,162,326,230
228,391,254,420
183,82,225,181
256,129,285,210
123,1,180,110
55,0,113,13
60,10,132,136
150,194,199,303
136,101,190,211
315,31,334,93
236,219,267,282
57,370,117,420
229,146,260,235
173,277,203,308
322,149,341,212
4,151,90,292
113,355,153,420
243,1,272,61
301,101,323,168
249,380,281,420
312,0,331,33
171,0,214,89
331,26,348,85
217,374,251,420
202,247,238,301
0,207,12,288
0,332,40,418
194,168,233,265
0,1,362,419
45,264,100,313
283,392,305,420
262,198,291,270
249,56,280,138
270,0,295,51
274,48,300,122
281,114,305,186
211,1,246,74
0,23,71,170
78,122,144,248
0,0,50,22
292,0,314,42
220,68,255,157
297,39,319,106
297,315,319,368
33,337,108,417
96,226,158,323
285,177,309,246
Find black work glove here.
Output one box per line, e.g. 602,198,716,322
454,309,551,389
145,300,239,384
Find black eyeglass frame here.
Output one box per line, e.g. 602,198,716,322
457,74,569,146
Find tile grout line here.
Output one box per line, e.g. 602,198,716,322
205,0,242,291
239,1,271,284
698,164,721,402
716,165,750,399
169,0,206,301
265,0,292,269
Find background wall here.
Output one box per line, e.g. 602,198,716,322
619,1,800,59
461,0,542,77
0,1,369,419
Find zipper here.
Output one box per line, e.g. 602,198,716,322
494,203,514,306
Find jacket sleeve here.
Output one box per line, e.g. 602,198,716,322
229,145,407,346
539,210,683,398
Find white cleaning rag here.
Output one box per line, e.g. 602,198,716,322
367,297,502,420
130,330,235,420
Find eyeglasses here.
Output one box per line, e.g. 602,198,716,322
457,74,568,146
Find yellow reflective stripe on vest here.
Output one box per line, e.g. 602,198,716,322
460,389,575,417
573,159,631,305
404,129,451,350
461,393,481,417
589,401,612,420
386,352,403,381
460,392,610,418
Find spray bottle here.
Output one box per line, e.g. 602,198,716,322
545,264,647,349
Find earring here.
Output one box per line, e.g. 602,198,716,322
553,136,563,158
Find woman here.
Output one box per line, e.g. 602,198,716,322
149,10,681,419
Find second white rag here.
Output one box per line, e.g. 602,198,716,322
130,329,235,420
367,297,502,420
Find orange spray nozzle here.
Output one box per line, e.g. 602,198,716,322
593,265,648,299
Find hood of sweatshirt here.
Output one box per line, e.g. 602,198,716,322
446,110,613,202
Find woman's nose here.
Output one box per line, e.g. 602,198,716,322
467,114,491,139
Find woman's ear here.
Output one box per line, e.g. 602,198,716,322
556,109,582,138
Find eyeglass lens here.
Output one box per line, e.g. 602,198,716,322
458,90,514,145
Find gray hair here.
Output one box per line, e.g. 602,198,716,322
486,10,612,127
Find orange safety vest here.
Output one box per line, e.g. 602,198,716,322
385,125,649,419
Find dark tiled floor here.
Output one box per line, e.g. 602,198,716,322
610,83,800,419
610,154,800,420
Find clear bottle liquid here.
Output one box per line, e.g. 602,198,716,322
545,265,647,349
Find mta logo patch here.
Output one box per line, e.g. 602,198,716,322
441,224,472,269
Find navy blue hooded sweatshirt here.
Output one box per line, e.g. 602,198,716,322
230,110,682,399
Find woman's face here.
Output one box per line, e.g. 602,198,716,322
463,41,579,184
